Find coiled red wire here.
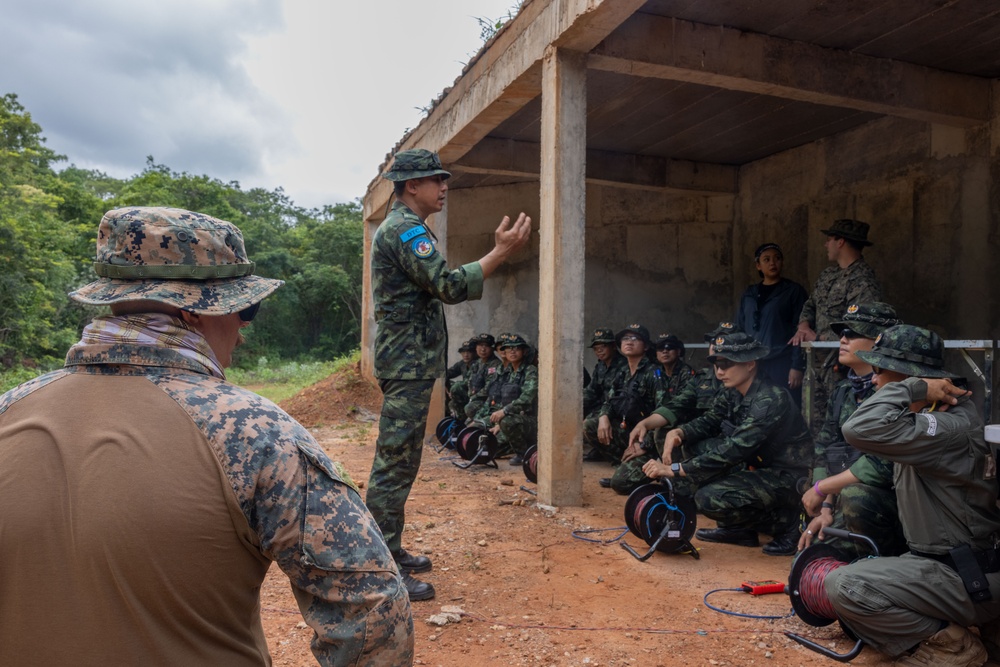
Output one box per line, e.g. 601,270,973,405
798,556,847,621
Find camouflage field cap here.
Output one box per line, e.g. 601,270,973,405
458,339,474,353
855,324,957,378
821,219,873,246
655,333,685,355
616,323,651,346
70,207,283,314
498,334,530,350
473,333,496,347
382,148,451,182
830,302,901,340
703,321,742,342
707,331,769,364
589,327,616,347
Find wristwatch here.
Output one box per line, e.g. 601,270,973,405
670,462,681,476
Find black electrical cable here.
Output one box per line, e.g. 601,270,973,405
703,588,796,620
572,526,629,544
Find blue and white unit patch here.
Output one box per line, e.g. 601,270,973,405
411,237,435,258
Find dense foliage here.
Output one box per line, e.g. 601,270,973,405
0,93,364,372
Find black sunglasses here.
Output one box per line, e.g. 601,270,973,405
840,328,865,340
238,302,261,323
713,359,737,371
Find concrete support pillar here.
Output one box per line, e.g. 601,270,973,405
537,46,586,506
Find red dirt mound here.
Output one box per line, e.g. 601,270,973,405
280,361,382,427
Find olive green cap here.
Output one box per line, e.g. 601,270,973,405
382,148,451,182
855,325,957,378
830,302,901,340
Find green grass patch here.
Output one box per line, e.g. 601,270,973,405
228,351,359,404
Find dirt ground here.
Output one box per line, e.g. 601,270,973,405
263,364,905,666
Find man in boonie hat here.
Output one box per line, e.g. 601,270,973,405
798,302,905,560
643,330,813,557
582,327,626,459
791,218,882,430
471,334,538,467
586,323,659,481
824,324,1000,667
371,147,532,601
0,207,412,664
446,339,477,420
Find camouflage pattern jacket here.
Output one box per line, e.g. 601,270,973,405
0,314,412,666
798,258,881,341
843,378,1000,553
812,378,892,488
652,365,726,428
679,375,813,483
583,353,626,416
654,361,695,404
467,355,503,397
371,200,484,379
599,356,662,430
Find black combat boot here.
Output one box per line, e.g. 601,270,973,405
393,548,432,574
402,572,435,601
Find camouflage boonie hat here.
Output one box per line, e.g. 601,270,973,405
616,323,650,346
821,218,873,246
473,333,496,347
458,339,474,353
703,322,742,342
830,302,901,340
498,334,529,350
855,324,957,378
70,207,283,314
589,327,616,347
382,148,451,182
707,331,769,364
655,333,685,356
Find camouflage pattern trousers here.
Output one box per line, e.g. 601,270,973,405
497,414,536,457
610,432,716,496
672,464,803,536
366,378,435,554
582,416,629,463
822,483,906,559
448,380,469,421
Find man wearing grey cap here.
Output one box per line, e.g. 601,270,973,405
370,148,531,601
0,207,412,666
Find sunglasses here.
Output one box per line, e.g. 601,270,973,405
713,359,737,370
840,328,865,340
238,302,261,323
872,366,884,375
620,335,641,343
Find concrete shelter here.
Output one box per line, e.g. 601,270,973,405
362,0,1000,506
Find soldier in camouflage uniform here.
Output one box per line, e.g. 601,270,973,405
582,327,627,460
612,326,736,495
797,302,906,559
464,332,503,423
586,324,662,482
0,207,413,666
644,331,813,556
370,149,530,601
789,219,882,429
446,339,475,419
471,334,538,465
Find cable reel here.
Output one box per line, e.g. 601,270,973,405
522,444,538,483
434,416,460,452
453,425,499,469
620,480,698,561
785,526,880,662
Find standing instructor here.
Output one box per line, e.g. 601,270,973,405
369,148,531,601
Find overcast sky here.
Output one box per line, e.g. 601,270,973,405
0,0,520,210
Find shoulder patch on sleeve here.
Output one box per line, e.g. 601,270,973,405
411,236,435,258
400,225,427,242
921,412,938,436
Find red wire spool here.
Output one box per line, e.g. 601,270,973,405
522,444,538,483
454,425,498,465
787,543,851,627
622,483,697,553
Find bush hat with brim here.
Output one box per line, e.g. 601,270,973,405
70,207,283,314
589,327,616,347
855,324,957,378
707,331,770,363
820,218,873,246
830,302,901,340
703,322,743,342
382,148,451,182
498,334,530,350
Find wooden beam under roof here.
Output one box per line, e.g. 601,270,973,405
589,13,990,129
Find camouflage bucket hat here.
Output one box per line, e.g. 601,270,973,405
707,331,769,363
855,324,957,378
703,321,743,342
821,218,872,246
589,327,616,347
655,333,685,356
382,148,451,182
498,334,529,350
70,207,283,314
473,333,496,347
830,302,901,340
616,323,651,346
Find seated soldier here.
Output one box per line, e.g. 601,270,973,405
470,334,537,465
583,324,660,483
643,331,813,556
447,339,476,420
464,332,502,422
797,302,906,558
612,324,739,495
824,325,1000,667
582,327,626,460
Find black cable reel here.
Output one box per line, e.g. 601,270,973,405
452,425,500,469
784,527,880,662
620,479,699,561
434,416,460,452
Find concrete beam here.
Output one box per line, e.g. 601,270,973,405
363,0,647,222
590,14,990,129
537,46,586,507
454,137,738,194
